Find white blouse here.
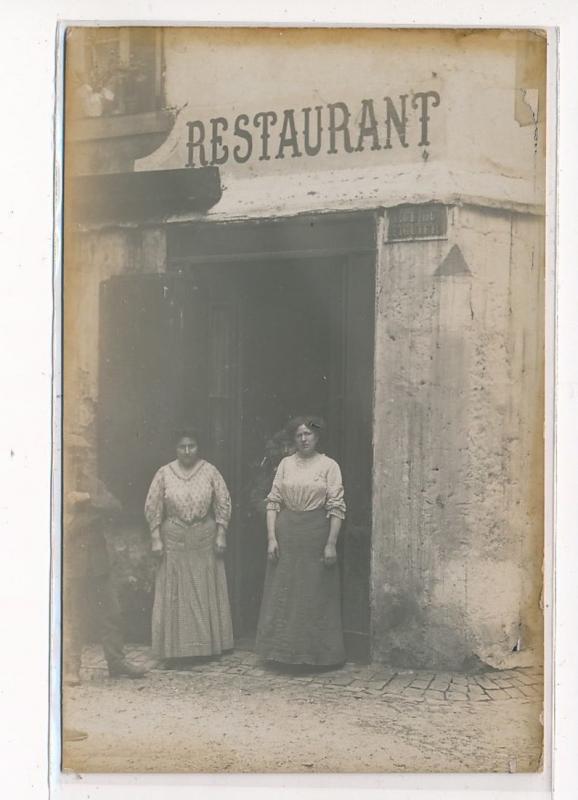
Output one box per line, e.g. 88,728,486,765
266,453,346,519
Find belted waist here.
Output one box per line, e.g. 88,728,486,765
164,514,212,529
160,515,217,554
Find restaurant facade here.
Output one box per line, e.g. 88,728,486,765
64,27,546,669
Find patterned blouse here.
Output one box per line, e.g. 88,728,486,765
266,453,346,520
144,459,232,531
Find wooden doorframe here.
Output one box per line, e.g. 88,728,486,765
167,211,377,265
167,211,379,661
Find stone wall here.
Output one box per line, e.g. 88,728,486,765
64,225,167,641
372,205,544,669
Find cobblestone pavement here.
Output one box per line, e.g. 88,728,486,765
81,644,543,704
63,645,544,773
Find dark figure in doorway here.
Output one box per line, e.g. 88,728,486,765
248,428,295,518
255,416,347,666
144,428,234,665
63,483,148,686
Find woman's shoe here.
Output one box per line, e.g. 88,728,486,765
108,659,148,678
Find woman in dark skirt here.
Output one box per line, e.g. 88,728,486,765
255,416,346,666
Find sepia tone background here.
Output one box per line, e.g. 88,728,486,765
62,26,546,772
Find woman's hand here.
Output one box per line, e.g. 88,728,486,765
151,534,164,560
215,529,227,557
323,543,338,567
267,537,279,562
323,516,342,567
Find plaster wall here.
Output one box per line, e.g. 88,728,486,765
372,205,544,669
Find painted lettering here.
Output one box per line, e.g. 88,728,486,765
185,120,208,167
355,99,381,152
327,102,355,155
233,114,253,164
276,109,302,159
184,90,442,168
384,95,409,149
209,117,229,166
302,106,323,156
254,111,278,161
412,91,441,147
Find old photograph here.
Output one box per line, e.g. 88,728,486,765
60,26,546,773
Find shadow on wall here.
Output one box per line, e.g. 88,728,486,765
112,517,155,644
86,515,154,645
376,590,499,672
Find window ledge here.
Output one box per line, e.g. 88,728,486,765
68,110,176,142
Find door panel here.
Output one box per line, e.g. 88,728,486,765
98,273,209,513
205,301,242,630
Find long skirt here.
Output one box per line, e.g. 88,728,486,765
152,517,234,658
255,508,346,666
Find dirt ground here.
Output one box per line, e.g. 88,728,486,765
62,657,543,774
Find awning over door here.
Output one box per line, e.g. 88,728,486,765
67,166,222,224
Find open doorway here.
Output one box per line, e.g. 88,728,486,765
240,260,336,640
190,259,340,641
180,252,375,659
99,215,376,661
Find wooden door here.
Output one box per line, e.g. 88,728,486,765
99,273,210,513
204,298,242,629
98,272,242,628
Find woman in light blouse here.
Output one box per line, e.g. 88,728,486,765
144,428,234,664
255,415,347,666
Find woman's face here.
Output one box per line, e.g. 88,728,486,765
294,424,319,455
176,436,199,468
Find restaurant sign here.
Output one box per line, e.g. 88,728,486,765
185,91,441,168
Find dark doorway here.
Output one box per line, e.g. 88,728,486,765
190,259,338,641
99,214,376,661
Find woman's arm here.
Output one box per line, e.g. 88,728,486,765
212,467,232,529
144,469,165,556
264,459,285,561
215,523,227,557
150,527,163,556
323,515,342,566
325,460,346,520
266,508,279,561
324,460,346,566
211,467,232,557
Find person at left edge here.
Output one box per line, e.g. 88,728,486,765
62,482,148,686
